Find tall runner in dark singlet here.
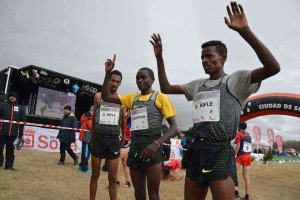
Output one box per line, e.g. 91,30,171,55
150,2,280,199
90,70,123,200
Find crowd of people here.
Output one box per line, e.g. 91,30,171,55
0,2,281,200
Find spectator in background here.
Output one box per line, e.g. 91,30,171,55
57,105,78,166
162,159,184,181
162,124,171,162
116,108,132,188
180,130,194,169
78,105,94,173
0,91,26,170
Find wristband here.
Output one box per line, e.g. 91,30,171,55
153,140,161,148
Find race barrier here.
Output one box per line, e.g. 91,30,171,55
1,119,184,155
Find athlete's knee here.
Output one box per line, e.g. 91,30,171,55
134,188,146,200
91,170,100,180
148,191,159,200
108,174,118,185
122,158,127,166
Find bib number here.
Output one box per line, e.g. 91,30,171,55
99,106,120,125
192,90,220,123
130,107,149,131
242,142,252,153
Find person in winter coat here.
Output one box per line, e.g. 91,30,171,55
0,91,26,170
78,106,93,172
57,105,78,165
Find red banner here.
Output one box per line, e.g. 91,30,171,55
267,128,275,147
252,126,261,149
275,135,284,153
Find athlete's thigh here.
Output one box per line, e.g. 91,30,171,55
242,165,250,177
235,162,241,171
130,168,146,190
108,158,119,177
210,177,235,200
184,177,208,200
91,155,102,172
145,163,161,191
120,147,130,160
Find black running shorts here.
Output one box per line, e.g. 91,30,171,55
90,134,120,160
186,139,237,186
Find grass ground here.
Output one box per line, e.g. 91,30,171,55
0,150,299,200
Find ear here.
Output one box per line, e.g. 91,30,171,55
220,55,227,64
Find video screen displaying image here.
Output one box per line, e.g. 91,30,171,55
35,87,76,119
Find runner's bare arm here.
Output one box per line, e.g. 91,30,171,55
224,2,280,84
140,116,178,161
150,33,185,94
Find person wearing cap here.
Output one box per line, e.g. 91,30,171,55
0,91,26,170
56,105,78,165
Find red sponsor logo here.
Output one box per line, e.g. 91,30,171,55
23,128,35,148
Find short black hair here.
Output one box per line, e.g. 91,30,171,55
111,70,122,80
64,105,72,111
8,91,18,98
139,67,155,80
162,166,171,176
239,122,247,130
201,40,227,59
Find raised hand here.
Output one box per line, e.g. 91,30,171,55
150,33,163,59
224,1,249,33
104,54,116,72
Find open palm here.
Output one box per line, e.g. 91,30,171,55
225,2,249,32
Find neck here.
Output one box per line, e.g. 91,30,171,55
110,90,117,95
209,71,225,80
141,89,153,95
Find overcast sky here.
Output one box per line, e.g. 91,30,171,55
1,0,299,141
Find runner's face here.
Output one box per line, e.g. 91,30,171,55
109,74,122,93
201,46,225,75
136,70,153,91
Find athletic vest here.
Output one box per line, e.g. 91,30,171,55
192,75,241,142
94,100,121,136
131,91,163,137
237,131,252,156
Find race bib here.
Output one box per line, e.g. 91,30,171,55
99,106,120,125
242,142,252,153
14,106,19,112
192,90,220,123
130,107,149,131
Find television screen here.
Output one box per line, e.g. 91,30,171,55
35,87,76,119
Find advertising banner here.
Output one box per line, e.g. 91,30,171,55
169,138,183,160
22,126,82,153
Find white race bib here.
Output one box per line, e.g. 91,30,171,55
242,142,252,153
192,90,220,123
14,106,19,112
130,107,149,131
99,106,120,125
